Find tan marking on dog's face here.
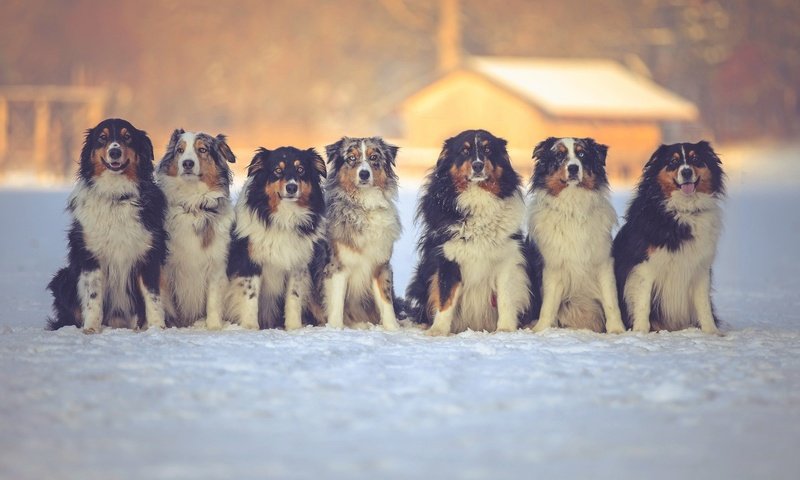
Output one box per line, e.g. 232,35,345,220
194,137,221,190
337,162,358,194
366,146,388,189
477,158,502,196
556,143,568,154
264,178,283,211
657,165,680,196
90,127,139,180
579,169,596,190
545,170,568,196
449,162,471,193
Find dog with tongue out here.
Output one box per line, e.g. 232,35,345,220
612,141,726,333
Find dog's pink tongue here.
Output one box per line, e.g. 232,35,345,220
681,183,696,195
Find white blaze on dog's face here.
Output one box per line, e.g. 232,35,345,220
176,132,201,177
558,138,583,184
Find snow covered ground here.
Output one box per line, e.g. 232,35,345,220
1,146,799,479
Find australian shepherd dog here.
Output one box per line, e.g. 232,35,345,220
321,137,403,330
225,146,327,329
156,129,236,329
406,129,530,335
613,141,725,333
526,137,625,333
47,118,167,332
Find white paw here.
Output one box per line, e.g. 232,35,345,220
701,325,724,336
605,320,626,334
531,320,552,333
240,319,260,330
205,317,223,330
495,319,518,332
284,320,302,331
382,319,400,331
426,324,450,337
82,326,101,334
632,322,650,333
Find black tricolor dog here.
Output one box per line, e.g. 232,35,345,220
613,141,725,333
406,129,530,335
225,146,327,329
47,118,167,332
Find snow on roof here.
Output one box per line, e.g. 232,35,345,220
469,56,699,121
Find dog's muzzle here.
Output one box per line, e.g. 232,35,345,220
102,144,129,172
282,181,300,200
470,161,486,180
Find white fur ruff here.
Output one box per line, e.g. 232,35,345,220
158,174,233,328
527,185,624,332
625,191,723,332
439,184,530,333
69,175,152,328
226,178,323,328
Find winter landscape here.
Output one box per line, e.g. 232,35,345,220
0,144,798,479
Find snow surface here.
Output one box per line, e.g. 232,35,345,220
1,149,799,479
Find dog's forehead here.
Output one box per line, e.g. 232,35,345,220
194,133,215,149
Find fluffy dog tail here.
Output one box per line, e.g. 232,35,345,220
46,267,81,330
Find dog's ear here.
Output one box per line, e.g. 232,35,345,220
248,148,270,176
644,144,668,172
587,138,609,166
214,134,236,163
138,130,155,164
695,140,721,166
435,136,455,169
381,139,399,166
532,137,558,162
308,148,327,178
158,128,183,172
325,138,346,167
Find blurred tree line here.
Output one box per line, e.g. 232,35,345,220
1,0,797,143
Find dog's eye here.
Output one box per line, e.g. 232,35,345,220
346,155,356,162
274,168,283,176
98,134,107,143
297,166,305,175
123,133,132,143
484,147,490,154
198,147,208,154
577,151,584,158
369,154,378,161
177,147,184,154
462,147,469,155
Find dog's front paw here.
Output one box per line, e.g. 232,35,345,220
531,320,552,333
701,325,724,336
495,319,518,333
82,326,101,334
605,321,626,334
426,324,450,337
205,316,223,330
631,322,650,333
239,319,260,330
382,318,400,331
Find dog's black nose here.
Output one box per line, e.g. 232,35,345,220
359,169,371,181
285,183,298,195
567,164,579,176
681,168,693,180
109,148,122,160
472,161,484,173
182,159,195,170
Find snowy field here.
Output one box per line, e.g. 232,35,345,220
1,146,799,479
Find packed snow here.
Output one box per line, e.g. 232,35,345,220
1,146,799,479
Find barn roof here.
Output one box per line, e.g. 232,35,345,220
458,57,698,121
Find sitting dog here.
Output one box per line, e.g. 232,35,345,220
226,147,327,329
526,137,625,333
156,129,236,329
406,129,530,335
613,141,725,333
47,118,167,332
321,136,403,330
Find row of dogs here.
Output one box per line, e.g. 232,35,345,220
47,118,725,335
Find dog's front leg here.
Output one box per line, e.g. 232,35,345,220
229,275,261,329
694,270,721,335
78,268,104,333
427,259,461,336
371,262,400,331
205,270,225,330
284,271,309,331
323,259,347,329
495,257,529,332
624,263,654,333
532,266,562,333
599,260,625,333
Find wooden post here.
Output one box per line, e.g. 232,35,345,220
0,97,7,161
437,0,461,74
33,98,50,174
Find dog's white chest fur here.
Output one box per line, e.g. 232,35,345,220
646,194,722,328
160,177,233,322
70,177,152,316
528,187,617,291
442,185,527,331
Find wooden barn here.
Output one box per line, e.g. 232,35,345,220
396,57,700,180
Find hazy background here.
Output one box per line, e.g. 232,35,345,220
1,0,798,180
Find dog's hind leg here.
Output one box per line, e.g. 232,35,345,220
532,266,563,333
599,260,625,334
426,260,462,336
371,263,400,331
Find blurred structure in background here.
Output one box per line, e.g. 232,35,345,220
0,0,798,182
